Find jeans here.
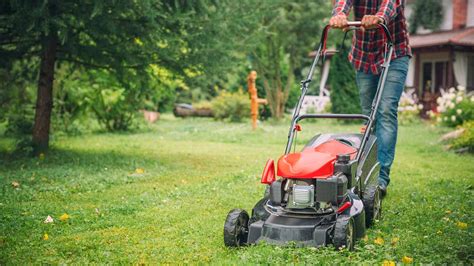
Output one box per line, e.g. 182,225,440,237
355,56,410,187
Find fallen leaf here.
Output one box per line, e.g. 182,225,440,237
374,237,384,245
44,215,54,224
43,233,49,240
135,168,145,174
402,256,413,264
362,235,369,242
456,221,468,229
437,230,442,234
39,153,45,160
445,210,452,214
11,181,20,188
382,260,395,266
59,213,70,221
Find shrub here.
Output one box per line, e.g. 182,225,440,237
398,89,423,125
328,50,361,116
434,86,474,127
211,90,250,122
451,121,474,153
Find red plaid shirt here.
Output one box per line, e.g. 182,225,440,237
332,0,411,74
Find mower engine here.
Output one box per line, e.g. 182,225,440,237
271,174,348,214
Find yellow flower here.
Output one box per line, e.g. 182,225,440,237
402,256,413,264
59,213,70,221
456,221,468,229
374,237,384,245
43,233,49,240
391,237,399,245
382,260,395,266
135,168,145,174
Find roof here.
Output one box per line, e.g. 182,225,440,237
410,27,474,49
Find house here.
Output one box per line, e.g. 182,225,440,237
405,0,474,112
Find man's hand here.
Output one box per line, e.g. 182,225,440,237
329,14,348,29
361,15,384,29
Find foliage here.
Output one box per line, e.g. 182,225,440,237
0,118,472,264
0,0,264,152
432,87,474,127
398,89,423,125
328,45,361,116
451,121,474,153
409,0,443,33
251,0,330,119
211,90,250,122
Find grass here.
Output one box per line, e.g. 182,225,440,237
0,115,473,264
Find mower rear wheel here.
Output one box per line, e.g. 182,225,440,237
224,209,249,247
333,216,355,251
363,185,382,227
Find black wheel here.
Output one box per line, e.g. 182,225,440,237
362,185,382,227
333,216,355,251
249,197,270,224
224,209,249,247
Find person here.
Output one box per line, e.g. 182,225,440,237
329,0,411,196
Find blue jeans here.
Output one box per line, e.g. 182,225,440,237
355,56,410,187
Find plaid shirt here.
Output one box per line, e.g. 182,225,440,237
332,0,411,74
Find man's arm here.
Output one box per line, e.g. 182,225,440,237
332,0,353,17
330,0,352,28
375,0,399,24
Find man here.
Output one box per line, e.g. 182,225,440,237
330,0,411,196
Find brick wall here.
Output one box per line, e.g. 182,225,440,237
453,0,468,29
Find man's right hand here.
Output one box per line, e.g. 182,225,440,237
329,14,348,29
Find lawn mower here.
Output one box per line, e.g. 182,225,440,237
223,22,394,250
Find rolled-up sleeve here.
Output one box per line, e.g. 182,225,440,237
332,0,353,16
375,0,399,24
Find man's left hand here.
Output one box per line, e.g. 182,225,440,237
361,15,384,29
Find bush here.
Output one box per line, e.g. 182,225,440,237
398,89,423,125
328,50,361,116
451,121,474,153
434,86,474,127
211,90,250,122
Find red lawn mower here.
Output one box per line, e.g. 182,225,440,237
224,22,394,250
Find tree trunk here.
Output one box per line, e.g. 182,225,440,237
32,34,58,155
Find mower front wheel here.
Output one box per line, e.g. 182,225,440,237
333,216,355,251
363,185,382,227
224,209,249,247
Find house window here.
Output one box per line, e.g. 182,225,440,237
468,56,474,91
421,60,449,94
422,62,432,93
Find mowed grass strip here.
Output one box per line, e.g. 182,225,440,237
0,117,472,264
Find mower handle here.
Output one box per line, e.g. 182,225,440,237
319,21,393,54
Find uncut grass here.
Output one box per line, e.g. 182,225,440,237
0,117,472,264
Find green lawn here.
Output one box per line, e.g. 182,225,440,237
0,116,473,264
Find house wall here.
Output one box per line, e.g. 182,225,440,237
467,0,474,27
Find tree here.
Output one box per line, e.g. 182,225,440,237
0,0,260,154
250,0,330,119
328,42,361,116
409,0,443,33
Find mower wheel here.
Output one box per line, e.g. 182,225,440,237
362,185,382,227
333,216,355,251
224,209,249,247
